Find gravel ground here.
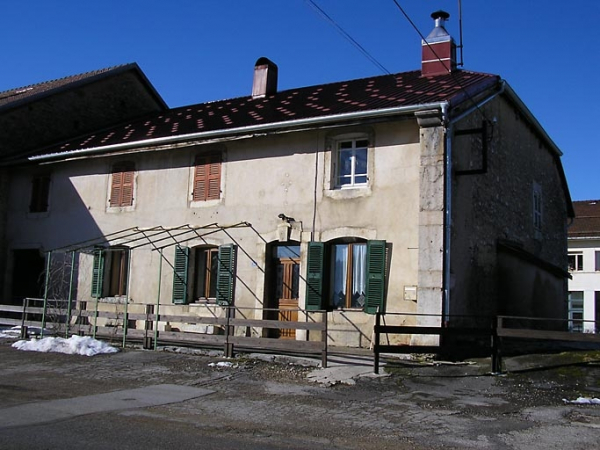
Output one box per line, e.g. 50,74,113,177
0,339,599,449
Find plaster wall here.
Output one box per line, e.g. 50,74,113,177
568,238,600,331
6,119,426,347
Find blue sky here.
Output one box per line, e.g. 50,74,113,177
1,1,598,201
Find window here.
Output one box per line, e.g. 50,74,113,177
91,247,130,298
568,252,584,271
29,174,51,213
595,251,600,271
532,182,542,231
192,153,221,201
331,243,367,309
568,291,584,332
172,244,236,305
109,162,135,207
306,239,386,314
193,247,218,300
335,139,368,188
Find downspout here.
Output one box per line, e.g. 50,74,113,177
442,81,506,324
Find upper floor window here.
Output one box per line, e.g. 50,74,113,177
29,174,51,213
335,139,368,188
192,153,221,201
596,251,600,271
532,182,543,232
568,252,583,271
109,162,135,207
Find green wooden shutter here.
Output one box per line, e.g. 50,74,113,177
364,240,386,314
91,249,104,298
216,244,236,306
305,242,325,311
172,246,189,304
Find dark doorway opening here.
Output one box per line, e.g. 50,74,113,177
11,249,45,305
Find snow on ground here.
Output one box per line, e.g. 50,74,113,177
0,326,47,338
11,335,119,356
563,397,600,405
0,326,22,338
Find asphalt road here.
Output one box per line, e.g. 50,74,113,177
1,340,599,449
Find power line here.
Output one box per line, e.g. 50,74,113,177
304,0,391,75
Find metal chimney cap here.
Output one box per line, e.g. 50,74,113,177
431,10,450,20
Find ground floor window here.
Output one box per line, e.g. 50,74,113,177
306,239,386,314
91,247,129,298
193,247,218,300
172,244,236,305
330,243,367,309
568,291,584,332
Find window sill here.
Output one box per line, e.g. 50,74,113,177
95,296,130,304
324,186,371,200
189,198,222,208
106,205,135,213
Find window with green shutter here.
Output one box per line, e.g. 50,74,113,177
306,239,387,314
91,249,105,298
364,240,386,314
305,242,325,310
216,244,236,306
172,246,189,304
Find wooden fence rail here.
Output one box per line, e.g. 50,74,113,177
373,313,600,374
0,299,328,367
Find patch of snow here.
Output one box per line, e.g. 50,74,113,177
208,361,236,368
563,397,600,405
0,326,22,338
11,335,119,356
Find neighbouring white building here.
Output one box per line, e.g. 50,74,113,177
568,200,600,332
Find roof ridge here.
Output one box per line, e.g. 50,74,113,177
0,63,137,97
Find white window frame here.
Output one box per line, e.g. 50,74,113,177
568,291,584,332
568,252,584,272
334,138,369,189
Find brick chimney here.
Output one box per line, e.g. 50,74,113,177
421,11,457,76
252,57,278,98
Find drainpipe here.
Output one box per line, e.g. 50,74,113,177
442,81,506,324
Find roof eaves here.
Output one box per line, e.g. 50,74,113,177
29,101,448,163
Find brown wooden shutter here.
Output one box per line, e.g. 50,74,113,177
193,153,221,201
110,162,135,207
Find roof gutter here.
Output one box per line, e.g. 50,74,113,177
29,102,447,163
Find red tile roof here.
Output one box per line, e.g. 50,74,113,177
569,200,600,238
50,69,499,155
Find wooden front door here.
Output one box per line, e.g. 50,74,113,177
276,257,300,338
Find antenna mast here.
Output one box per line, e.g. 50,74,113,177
457,0,464,67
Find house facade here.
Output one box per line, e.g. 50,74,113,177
2,13,573,348
567,200,600,332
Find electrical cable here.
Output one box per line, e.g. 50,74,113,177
391,0,495,129
304,0,391,75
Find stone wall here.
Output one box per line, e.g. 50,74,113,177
450,94,569,318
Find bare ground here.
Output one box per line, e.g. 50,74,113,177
0,339,599,449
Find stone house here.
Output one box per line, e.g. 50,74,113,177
567,200,600,332
2,13,573,347
0,63,167,301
